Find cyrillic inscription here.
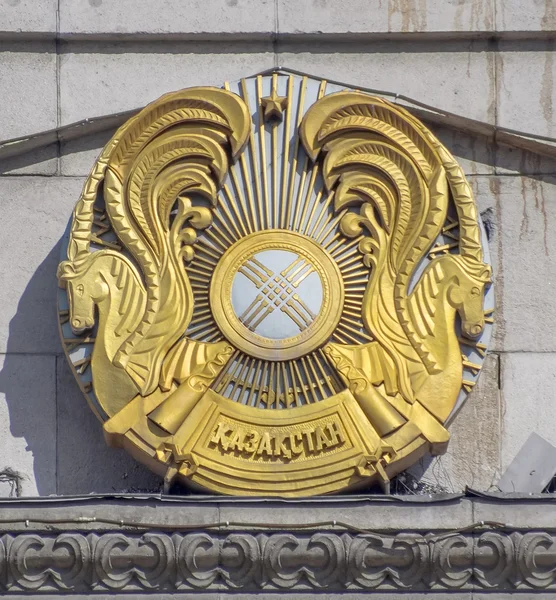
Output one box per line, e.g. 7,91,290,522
209,418,346,460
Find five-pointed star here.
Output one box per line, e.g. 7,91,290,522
261,89,288,121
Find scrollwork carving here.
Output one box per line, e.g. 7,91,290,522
8,533,90,591
348,532,428,589
0,529,556,593
94,532,174,590
430,534,473,588
517,531,556,589
306,533,345,588
348,534,390,588
263,533,302,589
391,533,429,588
475,531,515,588
177,532,219,589
221,533,261,588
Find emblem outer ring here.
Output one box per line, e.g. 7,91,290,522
210,230,345,361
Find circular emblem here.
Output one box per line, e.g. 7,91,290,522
57,70,493,496
210,231,344,360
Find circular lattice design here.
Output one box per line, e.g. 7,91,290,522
210,231,344,361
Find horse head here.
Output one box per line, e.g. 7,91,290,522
444,254,492,339
57,252,110,334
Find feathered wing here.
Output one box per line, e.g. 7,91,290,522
300,92,449,401
101,88,250,395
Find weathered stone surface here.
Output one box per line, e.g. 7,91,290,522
219,498,473,530
0,177,85,354
59,42,274,125
278,0,495,34
0,143,58,176
60,130,114,177
497,42,556,139
469,175,501,351
407,354,501,492
500,352,556,473
474,494,556,529
0,498,222,532
0,0,57,35
277,42,496,123
59,0,275,36
0,43,57,140
0,354,56,496
432,126,495,175
466,175,556,354
56,359,162,494
496,0,556,32
497,175,556,352
495,145,556,176
0,479,15,498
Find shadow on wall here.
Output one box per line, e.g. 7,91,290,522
0,234,162,496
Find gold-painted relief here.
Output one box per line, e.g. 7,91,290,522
58,71,493,496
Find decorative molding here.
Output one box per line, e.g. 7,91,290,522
1,529,556,593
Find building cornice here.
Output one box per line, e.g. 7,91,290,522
0,493,555,595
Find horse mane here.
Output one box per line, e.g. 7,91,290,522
59,250,146,346
108,255,146,339
405,252,490,370
406,259,443,340
451,254,492,284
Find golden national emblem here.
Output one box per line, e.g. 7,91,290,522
57,70,494,496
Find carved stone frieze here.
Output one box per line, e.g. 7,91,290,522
1,529,556,593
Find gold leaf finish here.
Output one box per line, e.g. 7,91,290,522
58,74,493,496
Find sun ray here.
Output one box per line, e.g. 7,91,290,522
296,168,320,233
195,240,223,262
306,355,326,399
313,353,336,396
315,209,347,245
216,189,245,241
178,75,397,411
337,252,365,270
256,75,271,230
337,319,374,342
291,360,309,405
280,75,295,229
300,357,318,403
241,78,264,232
187,263,213,276
221,183,249,238
230,164,255,235
257,361,270,408
330,236,364,259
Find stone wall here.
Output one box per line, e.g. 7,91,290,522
1,0,555,496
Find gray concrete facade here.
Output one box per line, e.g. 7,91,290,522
0,1,555,501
